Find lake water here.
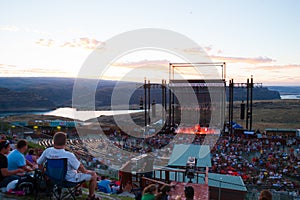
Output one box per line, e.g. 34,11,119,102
0,107,142,121
44,107,142,121
280,94,300,99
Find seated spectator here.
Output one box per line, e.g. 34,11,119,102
7,139,34,172
0,140,24,188
259,190,272,200
37,132,100,200
97,175,118,194
25,148,37,165
118,181,135,198
184,186,194,200
142,184,157,200
155,185,171,200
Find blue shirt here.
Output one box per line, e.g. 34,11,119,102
97,179,112,193
7,149,26,170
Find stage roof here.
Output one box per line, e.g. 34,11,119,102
168,144,211,167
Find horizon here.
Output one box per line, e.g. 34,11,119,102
1,1,300,86
0,76,300,87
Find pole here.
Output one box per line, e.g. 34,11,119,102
172,86,175,127
168,82,171,127
218,178,222,200
148,80,151,125
250,77,253,131
161,80,165,125
228,80,231,133
144,78,147,127
164,80,167,127
246,78,249,130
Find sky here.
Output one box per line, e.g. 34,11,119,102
0,0,299,85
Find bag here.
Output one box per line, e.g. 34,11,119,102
34,169,47,192
15,174,36,195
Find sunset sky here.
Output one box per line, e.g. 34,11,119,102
0,0,299,85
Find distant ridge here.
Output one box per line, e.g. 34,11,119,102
0,77,281,111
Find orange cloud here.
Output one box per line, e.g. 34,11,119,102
113,59,170,68
210,55,274,64
35,39,55,47
0,63,68,77
249,64,300,70
0,64,17,69
60,38,104,50
183,46,223,55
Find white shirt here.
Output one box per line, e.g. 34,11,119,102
37,147,80,182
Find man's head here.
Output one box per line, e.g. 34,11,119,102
53,132,67,148
0,140,10,154
161,185,171,194
16,139,28,153
259,190,272,200
184,186,194,200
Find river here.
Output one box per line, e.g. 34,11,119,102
0,107,142,121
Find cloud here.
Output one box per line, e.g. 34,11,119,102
250,64,300,70
182,47,208,55
183,46,274,64
210,55,274,64
183,46,223,55
112,59,170,68
0,25,19,32
0,63,68,77
35,39,55,47
0,64,17,69
60,38,104,50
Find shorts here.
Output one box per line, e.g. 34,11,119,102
66,173,92,183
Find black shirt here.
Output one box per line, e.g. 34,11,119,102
0,153,8,182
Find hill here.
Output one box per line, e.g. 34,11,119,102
0,77,281,111
0,87,55,112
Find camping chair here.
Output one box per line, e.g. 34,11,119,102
45,158,83,200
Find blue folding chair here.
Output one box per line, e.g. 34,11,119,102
45,158,83,200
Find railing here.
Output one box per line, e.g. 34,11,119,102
152,167,209,184
141,177,170,188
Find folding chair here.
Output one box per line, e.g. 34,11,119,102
45,158,83,200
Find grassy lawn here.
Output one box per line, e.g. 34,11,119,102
1,192,135,200
228,99,300,130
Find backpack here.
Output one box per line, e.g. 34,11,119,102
15,174,36,195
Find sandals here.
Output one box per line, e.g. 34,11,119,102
86,194,101,200
74,188,82,196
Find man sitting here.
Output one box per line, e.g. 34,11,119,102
37,132,100,200
7,139,34,172
0,140,24,189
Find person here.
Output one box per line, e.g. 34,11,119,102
37,132,100,200
25,148,36,165
155,185,171,200
118,181,135,198
142,184,157,200
259,190,272,200
0,140,24,188
97,175,118,194
184,186,194,200
7,139,34,172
